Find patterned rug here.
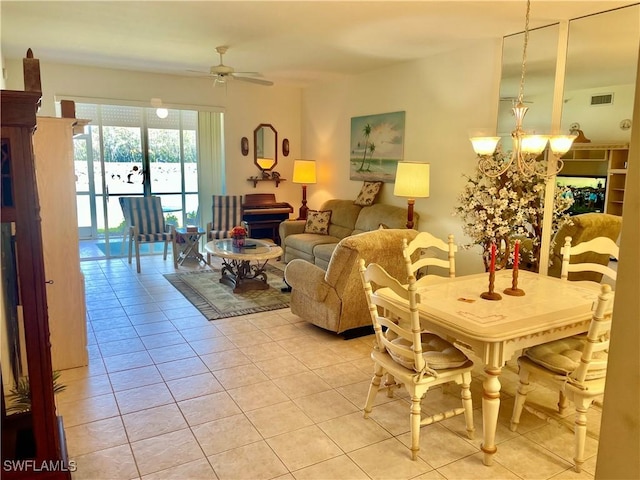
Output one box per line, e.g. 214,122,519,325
163,264,290,320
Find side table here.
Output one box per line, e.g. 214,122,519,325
175,227,207,266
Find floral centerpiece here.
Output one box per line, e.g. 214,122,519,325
454,152,574,272
230,225,247,248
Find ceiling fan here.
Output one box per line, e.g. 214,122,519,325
192,46,273,87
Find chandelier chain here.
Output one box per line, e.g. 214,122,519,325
518,0,531,105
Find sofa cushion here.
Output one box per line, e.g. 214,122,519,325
304,209,332,235
354,181,383,206
313,243,338,268
285,233,341,256
353,203,414,234
321,199,362,239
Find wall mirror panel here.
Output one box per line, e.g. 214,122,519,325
254,123,277,171
497,4,640,271
561,5,639,144
498,24,559,142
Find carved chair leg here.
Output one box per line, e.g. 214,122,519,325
410,394,421,460
510,367,531,432
461,372,475,439
364,364,383,418
572,396,593,473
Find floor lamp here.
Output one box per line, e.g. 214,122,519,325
393,162,430,229
292,159,317,220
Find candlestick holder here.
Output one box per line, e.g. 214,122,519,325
504,268,525,296
481,269,502,301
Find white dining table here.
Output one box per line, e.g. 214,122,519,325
374,269,601,466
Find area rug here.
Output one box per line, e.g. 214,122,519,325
163,265,290,320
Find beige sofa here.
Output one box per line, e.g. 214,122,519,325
279,199,416,269
284,228,419,334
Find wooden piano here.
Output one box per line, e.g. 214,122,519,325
241,193,293,244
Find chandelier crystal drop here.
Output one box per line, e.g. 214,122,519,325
470,0,576,178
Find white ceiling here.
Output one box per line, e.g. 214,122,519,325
1,1,637,88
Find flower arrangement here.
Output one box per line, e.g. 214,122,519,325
229,226,247,238
454,151,574,271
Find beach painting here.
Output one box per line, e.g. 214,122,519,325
350,111,405,182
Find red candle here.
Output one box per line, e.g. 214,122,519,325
513,240,520,271
490,242,496,273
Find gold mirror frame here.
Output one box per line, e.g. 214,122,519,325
254,123,277,171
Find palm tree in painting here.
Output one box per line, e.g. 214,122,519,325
357,123,372,171
365,143,376,171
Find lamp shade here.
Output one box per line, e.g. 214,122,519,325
393,162,430,198
292,160,317,184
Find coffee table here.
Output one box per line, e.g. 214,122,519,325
205,238,283,293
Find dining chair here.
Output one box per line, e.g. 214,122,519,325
358,258,475,460
403,231,457,286
510,283,614,473
560,235,618,283
206,195,243,263
119,196,177,273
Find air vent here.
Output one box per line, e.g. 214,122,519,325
590,93,613,106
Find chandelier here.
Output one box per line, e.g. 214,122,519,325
469,0,576,178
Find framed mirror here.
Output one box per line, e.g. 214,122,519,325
497,24,559,143
254,123,277,171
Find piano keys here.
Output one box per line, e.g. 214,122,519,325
241,193,293,244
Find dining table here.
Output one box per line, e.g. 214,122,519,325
373,269,602,466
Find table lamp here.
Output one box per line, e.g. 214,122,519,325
393,162,430,229
292,159,317,220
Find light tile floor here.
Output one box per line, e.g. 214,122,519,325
60,254,602,479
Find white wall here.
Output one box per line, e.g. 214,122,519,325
3,59,304,211
301,39,504,275
595,52,640,480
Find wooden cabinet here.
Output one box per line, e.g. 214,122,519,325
560,143,629,216
33,117,88,371
1,91,71,478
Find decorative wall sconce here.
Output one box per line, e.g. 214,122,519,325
241,137,249,156
282,138,290,157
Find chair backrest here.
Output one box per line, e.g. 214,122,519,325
560,236,618,282
119,196,166,235
359,259,432,376
403,232,457,283
210,195,243,237
569,284,614,385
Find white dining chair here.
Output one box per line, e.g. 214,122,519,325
358,258,475,460
510,284,614,472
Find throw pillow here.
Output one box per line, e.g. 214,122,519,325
304,210,332,235
354,181,383,206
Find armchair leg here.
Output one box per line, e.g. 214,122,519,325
135,239,141,273
128,235,133,265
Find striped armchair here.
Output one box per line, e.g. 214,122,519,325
206,195,243,263
119,196,177,273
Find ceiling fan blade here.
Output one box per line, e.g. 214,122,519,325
233,75,274,86
231,71,263,77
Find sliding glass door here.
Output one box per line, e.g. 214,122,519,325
74,103,199,258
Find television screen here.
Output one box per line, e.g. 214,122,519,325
556,176,607,215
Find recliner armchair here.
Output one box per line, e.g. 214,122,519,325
520,212,622,280
284,228,419,333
